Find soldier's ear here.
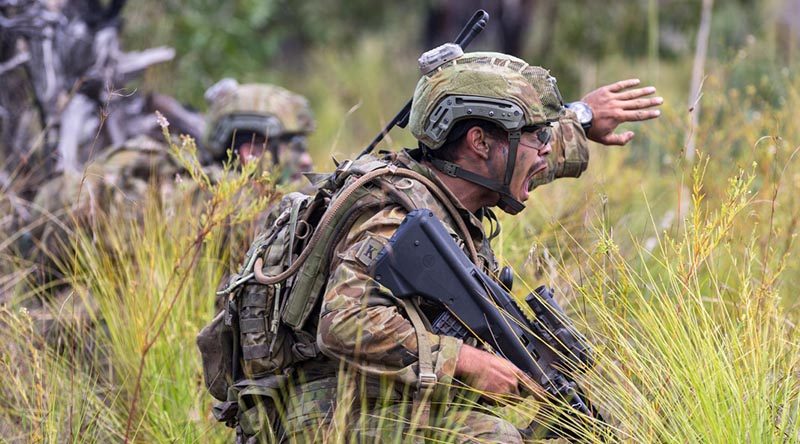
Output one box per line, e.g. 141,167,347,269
465,126,491,160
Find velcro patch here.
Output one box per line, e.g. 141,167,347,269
355,234,386,268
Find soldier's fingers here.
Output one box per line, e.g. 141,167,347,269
599,131,635,146
621,109,661,121
606,78,641,93
621,96,664,110
616,86,658,100
517,374,548,401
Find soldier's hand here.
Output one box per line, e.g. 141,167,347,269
455,344,533,397
582,78,663,146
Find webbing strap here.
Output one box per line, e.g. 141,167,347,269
429,157,505,191
286,197,305,267
239,318,266,334
496,131,526,215
426,132,526,215
242,344,270,360
400,298,436,434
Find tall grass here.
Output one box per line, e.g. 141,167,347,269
0,128,277,442
560,159,799,441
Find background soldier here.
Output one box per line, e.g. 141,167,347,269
273,51,661,442
203,78,315,188
20,79,317,277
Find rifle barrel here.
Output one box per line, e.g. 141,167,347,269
357,10,489,158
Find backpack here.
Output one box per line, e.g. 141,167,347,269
196,155,480,432
197,191,316,403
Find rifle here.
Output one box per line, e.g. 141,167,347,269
356,9,489,159
370,209,610,440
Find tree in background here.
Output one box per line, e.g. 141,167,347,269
0,0,214,201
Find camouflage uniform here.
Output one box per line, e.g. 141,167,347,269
532,109,588,188
279,53,589,443
24,135,186,268
5,134,189,364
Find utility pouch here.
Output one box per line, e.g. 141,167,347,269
197,309,235,402
213,375,288,440
234,375,288,440
237,282,295,377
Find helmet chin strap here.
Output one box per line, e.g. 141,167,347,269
426,130,526,215
496,131,525,215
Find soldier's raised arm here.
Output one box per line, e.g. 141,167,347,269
533,78,663,188
582,78,663,146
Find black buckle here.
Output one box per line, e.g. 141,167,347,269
441,162,459,177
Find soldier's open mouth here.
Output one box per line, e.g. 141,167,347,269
521,160,548,200
526,161,548,191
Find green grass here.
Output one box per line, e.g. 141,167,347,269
2,33,800,443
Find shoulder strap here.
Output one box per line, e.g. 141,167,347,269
400,297,436,433
253,165,479,284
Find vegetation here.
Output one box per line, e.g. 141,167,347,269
2,0,799,442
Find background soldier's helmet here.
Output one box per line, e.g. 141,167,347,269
204,79,316,160
408,51,565,149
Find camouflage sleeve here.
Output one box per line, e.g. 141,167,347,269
530,109,590,189
317,204,462,396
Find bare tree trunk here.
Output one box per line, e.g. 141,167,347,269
0,0,187,195
422,0,535,55
685,0,713,162
497,0,535,56
775,0,800,64
531,0,558,58
647,0,659,78
57,93,98,173
681,0,713,226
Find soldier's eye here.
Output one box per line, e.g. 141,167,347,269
536,127,552,145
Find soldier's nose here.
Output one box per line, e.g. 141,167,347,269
299,152,313,171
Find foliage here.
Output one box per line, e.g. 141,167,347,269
124,0,785,107
124,0,422,105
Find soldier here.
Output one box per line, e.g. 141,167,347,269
201,80,320,284
13,79,317,349
10,134,185,358
203,79,315,188
22,135,184,272
272,51,662,442
21,80,317,276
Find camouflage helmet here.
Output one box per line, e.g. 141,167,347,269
204,79,315,158
409,50,565,149
408,49,566,215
